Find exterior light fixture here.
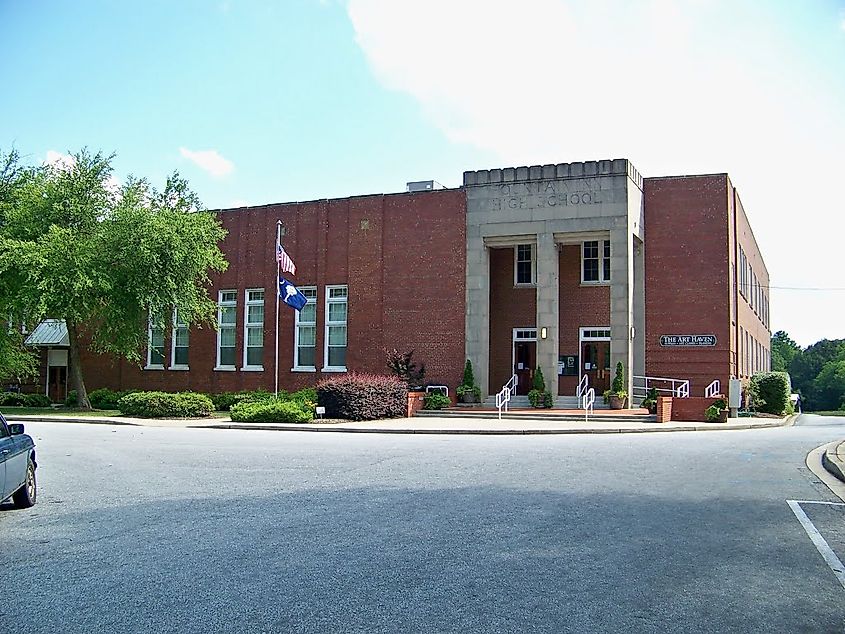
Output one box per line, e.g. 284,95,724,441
540,327,548,339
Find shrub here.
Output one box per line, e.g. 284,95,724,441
65,390,78,406
423,393,451,410
532,366,546,391
640,388,659,413
210,389,274,411
612,362,625,395
461,359,476,388
317,373,406,421
543,391,554,408
230,399,312,423
385,348,426,388
749,372,791,415
118,391,215,418
89,388,137,410
0,392,51,407
705,405,722,422
287,387,317,409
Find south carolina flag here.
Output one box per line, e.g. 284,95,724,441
279,276,307,311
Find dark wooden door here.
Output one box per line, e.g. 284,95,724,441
48,366,67,403
514,341,536,395
582,342,611,393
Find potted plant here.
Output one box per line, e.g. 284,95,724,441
608,362,627,409
528,366,551,408
456,359,481,403
640,387,659,414
706,398,728,423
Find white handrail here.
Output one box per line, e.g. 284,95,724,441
576,373,589,399
582,387,595,422
496,374,518,420
632,375,691,400
704,380,720,398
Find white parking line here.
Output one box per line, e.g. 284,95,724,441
787,499,845,591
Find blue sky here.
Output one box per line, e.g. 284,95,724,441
2,0,844,346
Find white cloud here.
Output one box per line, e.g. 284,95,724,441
44,150,75,170
349,0,845,346
179,147,234,178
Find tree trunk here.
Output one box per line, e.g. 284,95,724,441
66,319,91,410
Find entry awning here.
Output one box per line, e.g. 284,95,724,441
25,319,69,347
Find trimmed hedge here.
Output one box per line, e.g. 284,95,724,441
210,389,274,411
89,388,137,410
317,373,406,421
117,391,215,418
749,371,791,415
0,392,51,407
230,399,312,423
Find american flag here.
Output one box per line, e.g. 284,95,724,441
276,244,296,276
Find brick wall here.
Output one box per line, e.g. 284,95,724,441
643,175,732,396
488,247,536,393
79,189,467,396
557,244,610,395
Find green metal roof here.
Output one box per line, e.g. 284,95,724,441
25,319,69,347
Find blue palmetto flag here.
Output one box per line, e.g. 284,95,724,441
279,276,307,311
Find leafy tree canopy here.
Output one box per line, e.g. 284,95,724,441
0,149,228,408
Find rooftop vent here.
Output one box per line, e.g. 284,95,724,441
406,180,444,193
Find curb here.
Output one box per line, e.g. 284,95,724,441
3,414,790,435
822,440,845,484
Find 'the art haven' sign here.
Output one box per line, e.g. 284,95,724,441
660,334,717,347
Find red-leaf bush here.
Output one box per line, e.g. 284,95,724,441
316,373,406,421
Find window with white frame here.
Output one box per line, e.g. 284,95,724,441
171,309,189,369
514,244,535,285
146,313,166,369
216,290,237,369
294,286,317,370
243,289,265,369
323,285,348,370
582,240,610,283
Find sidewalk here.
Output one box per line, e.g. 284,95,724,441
5,412,796,435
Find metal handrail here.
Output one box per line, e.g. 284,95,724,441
496,374,518,420
632,375,691,400
704,380,720,398
582,387,595,422
576,373,589,399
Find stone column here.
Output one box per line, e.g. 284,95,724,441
609,226,634,398
633,236,645,380
465,236,490,398
535,232,560,396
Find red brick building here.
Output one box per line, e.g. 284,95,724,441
24,159,770,405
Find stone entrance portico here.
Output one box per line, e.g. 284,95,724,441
464,159,646,399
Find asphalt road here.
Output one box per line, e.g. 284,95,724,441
2,416,844,633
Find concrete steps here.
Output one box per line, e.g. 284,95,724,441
481,396,609,410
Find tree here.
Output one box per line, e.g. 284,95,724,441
771,330,800,373
0,149,228,409
813,360,845,411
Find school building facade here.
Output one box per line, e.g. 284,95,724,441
25,158,771,404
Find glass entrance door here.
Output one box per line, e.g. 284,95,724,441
514,341,536,396
582,341,611,393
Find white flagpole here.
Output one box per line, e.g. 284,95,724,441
274,220,281,397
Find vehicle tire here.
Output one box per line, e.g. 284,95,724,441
12,459,36,508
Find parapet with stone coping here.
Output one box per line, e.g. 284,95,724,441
463,159,643,190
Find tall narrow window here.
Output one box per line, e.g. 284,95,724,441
243,289,265,370
171,309,189,369
324,285,348,371
146,313,165,369
514,244,535,285
582,240,610,283
602,239,611,282
294,286,317,370
216,290,237,369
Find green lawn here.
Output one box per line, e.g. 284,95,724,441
807,411,845,417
